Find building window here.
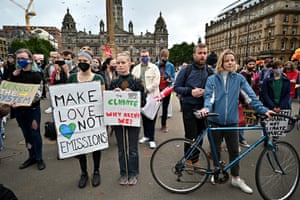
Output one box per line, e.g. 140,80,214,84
293,15,298,23
282,27,288,35
269,17,273,24
267,43,270,51
268,29,272,37
284,15,289,22
292,27,297,35
290,40,295,50
281,40,286,50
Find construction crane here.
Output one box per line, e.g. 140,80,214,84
9,0,36,31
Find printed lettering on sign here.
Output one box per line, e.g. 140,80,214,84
49,82,108,159
103,91,141,127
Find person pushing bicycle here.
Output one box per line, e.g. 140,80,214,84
199,49,275,194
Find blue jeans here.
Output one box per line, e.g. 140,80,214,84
15,105,43,160
114,126,140,177
239,130,246,143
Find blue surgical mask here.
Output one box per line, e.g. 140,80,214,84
65,60,72,67
141,57,149,63
273,69,282,75
17,59,30,68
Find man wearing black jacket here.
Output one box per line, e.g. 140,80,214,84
174,43,213,169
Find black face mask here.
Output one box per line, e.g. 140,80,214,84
55,60,65,66
78,62,90,72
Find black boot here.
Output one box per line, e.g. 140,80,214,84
92,170,101,187
78,173,88,188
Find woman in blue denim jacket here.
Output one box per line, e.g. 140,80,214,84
199,49,274,194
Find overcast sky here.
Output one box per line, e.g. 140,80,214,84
1,0,231,48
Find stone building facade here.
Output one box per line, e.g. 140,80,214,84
0,37,7,60
205,0,300,64
1,25,61,53
61,0,168,62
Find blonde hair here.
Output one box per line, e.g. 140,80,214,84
215,49,237,73
117,51,131,62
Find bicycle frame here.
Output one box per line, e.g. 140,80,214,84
184,123,278,176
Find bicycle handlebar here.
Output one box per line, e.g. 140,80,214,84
193,111,219,119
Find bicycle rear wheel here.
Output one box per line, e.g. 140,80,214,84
150,138,210,193
255,141,300,200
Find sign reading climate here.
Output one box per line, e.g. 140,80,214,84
49,82,108,159
103,91,141,127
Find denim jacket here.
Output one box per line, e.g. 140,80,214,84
156,60,175,87
203,72,268,125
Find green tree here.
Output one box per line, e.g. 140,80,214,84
10,37,55,61
169,42,195,68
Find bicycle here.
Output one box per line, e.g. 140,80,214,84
150,112,300,200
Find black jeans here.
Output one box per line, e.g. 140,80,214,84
141,114,157,141
210,122,239,177
161,93,171,127
78,151,102,174
182,104,206,162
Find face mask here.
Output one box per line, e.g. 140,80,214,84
161,59,167,63
92,63,99,68
8,58,14,63
273,69,282,75
55,60,65,66
141,57,149,63
65,60,72,67
285,66,291,70
78,62,90,72
17,59,30,68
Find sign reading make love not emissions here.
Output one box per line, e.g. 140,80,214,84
49,81,108,159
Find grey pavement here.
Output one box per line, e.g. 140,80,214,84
1,95,300,200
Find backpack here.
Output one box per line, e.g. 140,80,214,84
182,64,214,84
44,121,57,141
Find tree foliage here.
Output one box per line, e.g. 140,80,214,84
10,37,55,61
169,42,195,68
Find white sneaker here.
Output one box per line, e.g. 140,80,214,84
44,107,52,114
139,137,149,144
149,141,156,149
231,178,253,194
210,175,216,185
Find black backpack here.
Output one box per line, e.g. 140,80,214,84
44,121,57,141
182,64,214,84
0,184,18,200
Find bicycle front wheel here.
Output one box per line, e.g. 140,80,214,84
255,141,300,200
150,138,210,194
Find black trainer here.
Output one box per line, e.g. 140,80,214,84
37,160,46,170
19,158,36,169
78,174,88,188
92,171,101,187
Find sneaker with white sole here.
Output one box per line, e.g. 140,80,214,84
231,178,253,194
139,137,149,144
149,141,156,149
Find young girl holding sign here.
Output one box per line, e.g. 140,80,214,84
109,51,144,185
68,49,105,188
